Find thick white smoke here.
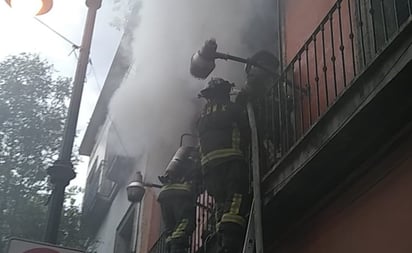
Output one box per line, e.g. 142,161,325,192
108,0,276,180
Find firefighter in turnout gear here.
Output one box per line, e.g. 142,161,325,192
157,146,201,253
197,78,251,253
238,50,281,167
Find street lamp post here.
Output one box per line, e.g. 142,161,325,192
127,172,162,253
4,0,102,245
44,0,102,244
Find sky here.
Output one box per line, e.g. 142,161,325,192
0,0,124,190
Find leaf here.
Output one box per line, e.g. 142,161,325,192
0,53,88,252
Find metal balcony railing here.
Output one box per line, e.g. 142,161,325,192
148,191,214,253
259,0,412,175
191,191,215,253
148,1,412,252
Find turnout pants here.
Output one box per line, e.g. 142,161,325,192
159,195,196,253
203,159,250,253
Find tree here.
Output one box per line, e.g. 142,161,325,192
0,53,88,252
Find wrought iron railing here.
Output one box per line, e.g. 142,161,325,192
147,232,168,253
259,0,412,175
148,191,214,253
149,0,412,252
191,192,215,253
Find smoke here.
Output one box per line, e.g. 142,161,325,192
108,0,277,181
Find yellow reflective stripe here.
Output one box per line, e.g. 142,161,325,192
221,213,246,226
201,148,243,165
161,183,191,192
232,126,240,150
171,219,188,239
212,104,218,112
229,193,242,215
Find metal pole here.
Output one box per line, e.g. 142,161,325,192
131,203,141,253
44,0,102,244
215,52,277,76
246,102,264,253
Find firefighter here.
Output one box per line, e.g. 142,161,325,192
157,146,201,253
237,50,280,167
197,78,251,253
245,50,279,95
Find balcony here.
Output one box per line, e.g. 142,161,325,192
148,191,215,253
259,0,412,239
82,160,118,231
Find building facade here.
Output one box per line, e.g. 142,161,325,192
80,0,412,252
261,0,412,252
79,24,162,252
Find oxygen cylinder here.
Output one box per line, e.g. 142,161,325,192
159,146,200,184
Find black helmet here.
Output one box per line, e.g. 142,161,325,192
199,77,234,99
245,50,279,75
245,51,279,94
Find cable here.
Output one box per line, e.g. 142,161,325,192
32,14,134,178
34,17,80,49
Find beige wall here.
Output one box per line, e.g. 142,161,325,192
137,188,161,253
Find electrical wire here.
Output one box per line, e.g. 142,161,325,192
34,15,134,159
31,15,134,190
34,17,80,49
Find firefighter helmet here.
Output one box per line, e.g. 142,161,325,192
199,77,234,99
159,146,200,184
245,50,279,95
245,50,279,75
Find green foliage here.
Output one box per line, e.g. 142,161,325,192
0,53,88,252
59,186,91,250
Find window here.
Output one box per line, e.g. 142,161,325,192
114,205,137,253
105,123,136,184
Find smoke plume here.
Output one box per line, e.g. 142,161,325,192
108,0,277,181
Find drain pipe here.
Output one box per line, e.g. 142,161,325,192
246,102,264,253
